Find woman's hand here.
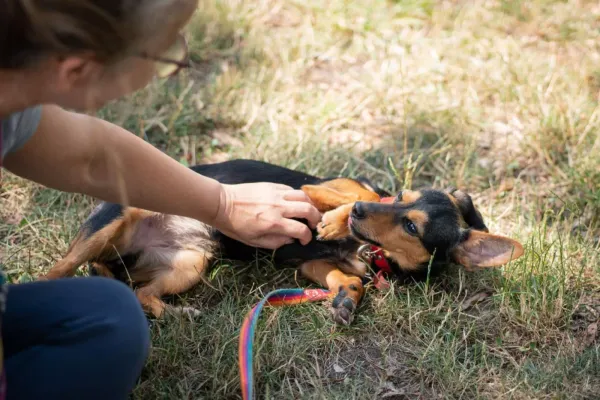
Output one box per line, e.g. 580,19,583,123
213,182,322,249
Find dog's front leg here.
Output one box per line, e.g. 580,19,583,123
316,203,354,241
300,259,364,325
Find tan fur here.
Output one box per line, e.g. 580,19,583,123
350,210,431,271
44,208,154,280
314,202,432,271
316,203,354,240
338,258,368,278
134,249,211,317
90,262,115,279
300,260,365,307
44,208,216,318
365,219,431,271
406,210,429,232
400,190,422,203
452,230,524,270
301,178,380,212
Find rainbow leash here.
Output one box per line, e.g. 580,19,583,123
238,288,334,400
238,196,396,399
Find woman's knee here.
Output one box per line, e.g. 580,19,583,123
4,276,150,359
88,277,150,363
3,277,150,399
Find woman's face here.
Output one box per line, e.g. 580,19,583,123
46,0,198,112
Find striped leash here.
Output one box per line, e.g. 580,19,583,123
238,196,396,399
238,288,334,400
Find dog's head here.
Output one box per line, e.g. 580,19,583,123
349,187,524,273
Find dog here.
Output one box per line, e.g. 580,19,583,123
42,159,524,325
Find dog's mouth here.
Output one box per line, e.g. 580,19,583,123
348,217,382,247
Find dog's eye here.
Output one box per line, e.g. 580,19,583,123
395,191,403,203
404,219,418,236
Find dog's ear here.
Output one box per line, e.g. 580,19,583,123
452,229,524,270
356,177,392,197
301,185,359,213
302,179,381,213
445,187,488,232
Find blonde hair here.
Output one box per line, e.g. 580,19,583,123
0,0,156,68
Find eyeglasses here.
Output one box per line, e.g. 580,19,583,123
139,34,190,78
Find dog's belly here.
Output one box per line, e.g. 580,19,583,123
97,214,216,281
127,214,214,254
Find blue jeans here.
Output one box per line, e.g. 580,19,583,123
1,277,150,399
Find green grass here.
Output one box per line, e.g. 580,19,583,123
2,0,599,398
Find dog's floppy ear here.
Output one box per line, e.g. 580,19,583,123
301,185,354,212
452,229,524,270
445,187,488,232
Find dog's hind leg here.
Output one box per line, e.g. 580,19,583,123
89,262,115,279
300,260,365,325
134,249,212,319
43,208,151,280
43,225,121,280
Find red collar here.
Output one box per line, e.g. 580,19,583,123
357,196,396,289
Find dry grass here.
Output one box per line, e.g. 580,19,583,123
2,0,600,398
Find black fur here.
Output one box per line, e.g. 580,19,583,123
82,202,123,239
195,160,384,267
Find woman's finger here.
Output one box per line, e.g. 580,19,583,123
269,218,313,245
281,201,322,229
274,183,294,191
282,189,313,203
251,234,294,250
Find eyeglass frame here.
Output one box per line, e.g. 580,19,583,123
137,34,191,78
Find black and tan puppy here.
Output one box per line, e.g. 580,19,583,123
42,159,524,324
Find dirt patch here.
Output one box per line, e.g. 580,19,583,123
327,337,438,399
572,291,600,351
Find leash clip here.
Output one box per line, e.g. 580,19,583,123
357,243,376,264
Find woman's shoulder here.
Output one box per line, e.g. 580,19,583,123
1,106,42,161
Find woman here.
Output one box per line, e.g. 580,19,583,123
0,1,321,398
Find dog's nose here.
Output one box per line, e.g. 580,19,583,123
352,202,366,220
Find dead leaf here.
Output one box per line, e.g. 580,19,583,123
3,212,23,225
584,323,598,347
333,364,345,374
461,291,491,311
377,381,406,398
385,366,397,378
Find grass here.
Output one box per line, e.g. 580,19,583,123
2,0,600,398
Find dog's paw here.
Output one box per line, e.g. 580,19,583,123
330,296,356,325
329,282,363,325
317,222,348,241
317,205,352,241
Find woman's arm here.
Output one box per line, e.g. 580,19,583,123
4,105,321,248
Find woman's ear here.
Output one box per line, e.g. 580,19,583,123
55,54,101,91
452,229,524,270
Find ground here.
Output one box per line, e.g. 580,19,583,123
1,0,599,399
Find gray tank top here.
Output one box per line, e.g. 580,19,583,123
1,105,42,163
